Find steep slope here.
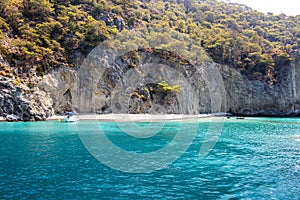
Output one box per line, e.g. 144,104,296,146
0,0,300,119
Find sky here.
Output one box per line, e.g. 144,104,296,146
225,0,300,16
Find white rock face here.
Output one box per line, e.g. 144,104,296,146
70,51,226,114
37,52,300,116
38,67,77,114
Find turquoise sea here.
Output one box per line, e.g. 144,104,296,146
0,118,299,199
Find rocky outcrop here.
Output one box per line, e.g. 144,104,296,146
96,11,125,31
221,65,296,116
31,50,300,117
38,67,77,114
34,49,224,115
0,76,54,121
2,50,300,119
220,53,300,116
0,53,54,121
71,49,225,115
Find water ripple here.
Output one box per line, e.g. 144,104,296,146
0,119,299,199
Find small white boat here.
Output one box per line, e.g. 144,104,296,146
63,115,78,123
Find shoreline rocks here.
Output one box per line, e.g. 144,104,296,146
0,75,54,121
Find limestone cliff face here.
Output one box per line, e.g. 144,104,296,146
291,54,300,113
35,52,300,116
221,66,293,116
38,67,77,114
2,51,297,119
221,53,300,116
38,51,218,115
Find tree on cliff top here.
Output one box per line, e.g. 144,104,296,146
0,0,299,85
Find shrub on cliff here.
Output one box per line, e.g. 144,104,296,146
0,0,299,85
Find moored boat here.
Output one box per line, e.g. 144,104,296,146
63,115,78,123
62,111,78,123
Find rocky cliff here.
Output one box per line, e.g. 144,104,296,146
1,48,300,120
221,53,300,116
0,53,54,121
0,75,54,121
35,51,300,117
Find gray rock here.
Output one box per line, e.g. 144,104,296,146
220,53,300,116
2,49,299,120
98,12,125,31
38,67,77,114
0,74,54,121
35,51,300,117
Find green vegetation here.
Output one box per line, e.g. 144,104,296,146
0,0,299,84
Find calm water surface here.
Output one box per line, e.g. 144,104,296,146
0,118,299,199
